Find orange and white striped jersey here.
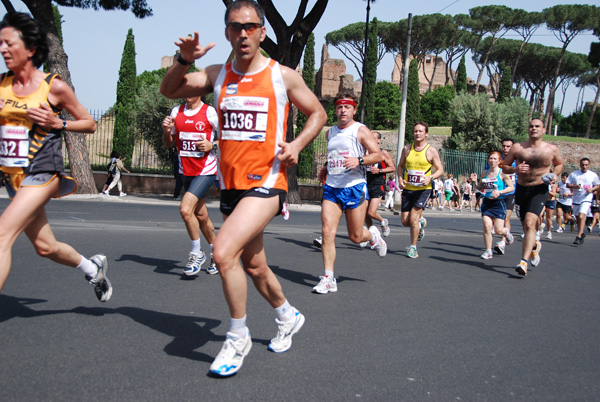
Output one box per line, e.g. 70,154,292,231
213,59,289,191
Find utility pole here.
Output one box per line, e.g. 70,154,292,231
395,13,412,202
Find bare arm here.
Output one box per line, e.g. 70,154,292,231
396,145,410,189
426,147,444,185
502,145,518,175
160,32,218,99
162,116,175,148
500,172,515,195
551,145,564,180
345,125,382,170
277,66,327,167
370,149,395,175
31,77,96,133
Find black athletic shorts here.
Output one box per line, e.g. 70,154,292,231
367,183,385,199
504,193,515,211
515,183,548,220
220,187,286,217
401,189,430,212
557,201,573,214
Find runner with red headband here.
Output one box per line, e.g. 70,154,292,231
313,92,387,295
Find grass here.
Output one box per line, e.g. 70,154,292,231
429,126,452,136
543,135,600,144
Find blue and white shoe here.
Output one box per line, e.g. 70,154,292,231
183,251,206,276
206,254,218,275
268,307,305,353
210,329,252,377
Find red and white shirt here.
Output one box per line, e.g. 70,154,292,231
170,102,219,176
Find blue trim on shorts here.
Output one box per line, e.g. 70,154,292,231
323,182,367,211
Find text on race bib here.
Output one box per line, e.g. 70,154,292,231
220,96,268,142
0,126,29,167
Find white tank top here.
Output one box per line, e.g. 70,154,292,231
325,122,366,189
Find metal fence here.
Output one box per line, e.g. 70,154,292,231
62,109,170,174
62,113,595,182
440,149,488,179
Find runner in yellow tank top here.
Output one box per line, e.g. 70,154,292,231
397,122,444,258
0,12,112,303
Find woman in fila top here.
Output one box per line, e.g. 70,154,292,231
0,12,111,302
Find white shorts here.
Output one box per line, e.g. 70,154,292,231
573,202,592,217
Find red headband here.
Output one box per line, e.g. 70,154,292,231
335,99,357,107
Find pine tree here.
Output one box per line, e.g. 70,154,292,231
405,58,421,144
455,55,467,94
363,18,378,128
496,65,512,103
296,33,316,179
113,29,137,165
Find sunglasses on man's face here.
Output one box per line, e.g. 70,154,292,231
227,22,262,34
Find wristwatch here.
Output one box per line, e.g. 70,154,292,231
176,54,193,66
358,156,364,165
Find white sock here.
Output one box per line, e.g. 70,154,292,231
229,315,248,338
325,270,334,278
190,239,201,255
274,299,293,322
209,243,213,256
77,256,98,277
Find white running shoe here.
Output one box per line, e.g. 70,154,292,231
556,226,564,233
87,254,112,302
516,260,528,276
183,251,206,276
418,217,427,241
268,307,305,353
539,222,546,233
206,254,218,275
381,218,390,237
281,202,290,220
494,241,506,255
546,231,552,240
587,225,593,233
530,241,541,267
313,236,322,249
481,249,493,259
506,232,514,245
119,192,127,197
210,330,252,377
535,230,541,241
369,226,387,257
312,275,337,294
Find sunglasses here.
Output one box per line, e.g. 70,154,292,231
227,22,262,34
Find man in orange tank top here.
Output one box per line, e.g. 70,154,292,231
160,0,327,377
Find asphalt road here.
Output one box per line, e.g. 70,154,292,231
1,193,599,401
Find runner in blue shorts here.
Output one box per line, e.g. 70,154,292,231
314,93,387,295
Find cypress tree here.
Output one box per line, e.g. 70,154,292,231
405,58,421,144
113,28,137,165
296,33,316,179
496,65,512,103
363,18,378,128
455,55,467,94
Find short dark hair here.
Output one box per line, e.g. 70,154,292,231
501,138,514,144
580,158,590,164
414,121,429,133
225,0,265,25
530,118,545,128
372,131,381,140
0,12,48,68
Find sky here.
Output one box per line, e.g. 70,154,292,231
1,0,598,116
